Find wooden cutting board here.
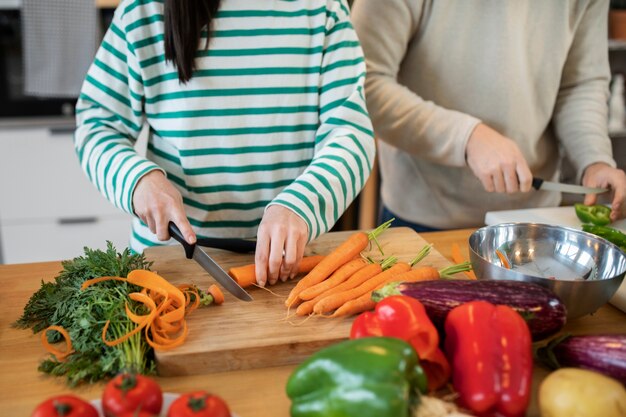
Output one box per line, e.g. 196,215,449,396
144,227,451,376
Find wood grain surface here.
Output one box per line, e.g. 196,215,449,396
145,227,450,376
2,228,625,417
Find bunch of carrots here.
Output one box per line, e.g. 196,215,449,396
229,220,472,318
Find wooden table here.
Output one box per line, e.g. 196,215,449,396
1,228,625,416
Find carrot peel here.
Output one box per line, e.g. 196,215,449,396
496,249,511,270
41,325,74,361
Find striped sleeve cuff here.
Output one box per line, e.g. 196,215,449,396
111,154,163,215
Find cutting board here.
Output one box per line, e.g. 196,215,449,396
144,227,451,377
485,206,626,313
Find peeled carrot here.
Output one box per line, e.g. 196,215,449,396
388,266,441,283
298,258,368,300
451,243,477,280
295,261,387,316
228,255,325,288
330,262,473,317
311,244,433,315
313,262,412,315
331,293,376,318
285,219,394,308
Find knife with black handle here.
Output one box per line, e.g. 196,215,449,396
168,222,253,301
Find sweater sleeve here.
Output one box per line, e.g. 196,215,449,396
351,0,480,167
270,0,376,240
553,0,615,183
74,3,163,215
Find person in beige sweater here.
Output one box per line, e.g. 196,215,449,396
352,0,626,230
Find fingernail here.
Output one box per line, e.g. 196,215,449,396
187,235,196,244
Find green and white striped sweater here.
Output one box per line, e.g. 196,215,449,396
75,0,375,253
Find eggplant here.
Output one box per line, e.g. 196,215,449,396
537,334,626,384
373,279,567,341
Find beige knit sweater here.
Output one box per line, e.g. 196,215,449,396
352,0,616,228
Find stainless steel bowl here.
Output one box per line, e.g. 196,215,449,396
469,223,626,319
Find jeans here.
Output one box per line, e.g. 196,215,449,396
378,205,441,233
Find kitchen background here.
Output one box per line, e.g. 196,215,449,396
0,0,625,264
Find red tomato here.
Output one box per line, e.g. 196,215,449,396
31,395,99,417
102,373,163,417
118,412,158,417
167,391,231,417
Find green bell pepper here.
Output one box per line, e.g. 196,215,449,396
582,224,626,252
286,337,427,417
575,203,612,226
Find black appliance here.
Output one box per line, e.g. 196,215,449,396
0,8,113,119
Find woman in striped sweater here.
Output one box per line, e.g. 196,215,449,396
75,0,375,286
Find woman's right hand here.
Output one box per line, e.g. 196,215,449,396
132,170,196,244
466,123,533,194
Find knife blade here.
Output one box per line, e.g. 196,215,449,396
532,177,607,195
168,222,253,302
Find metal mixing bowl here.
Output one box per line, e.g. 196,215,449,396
469,223,626,319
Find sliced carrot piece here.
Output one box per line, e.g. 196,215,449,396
207,284,225,305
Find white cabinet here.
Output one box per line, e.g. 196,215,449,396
0,125,132,264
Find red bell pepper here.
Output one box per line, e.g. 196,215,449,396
350,295,450,391
444,300,532,417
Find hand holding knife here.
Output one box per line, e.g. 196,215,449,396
168,222,254,302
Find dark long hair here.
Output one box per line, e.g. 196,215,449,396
164,0,222,83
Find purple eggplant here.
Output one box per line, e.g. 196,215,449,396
537,334,626,384
372,279,567,341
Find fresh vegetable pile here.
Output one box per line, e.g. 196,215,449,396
14,243,221,386
274,220,472,318
282,218,626,417
15,243,156,385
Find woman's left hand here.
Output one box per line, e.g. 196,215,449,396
582,162,626,221
255,205,309,287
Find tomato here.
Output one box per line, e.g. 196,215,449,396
167,391,231,417
118,412,158,417
31,395,99,417
102,373,163,417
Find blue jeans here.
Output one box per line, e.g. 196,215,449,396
378,205,441,233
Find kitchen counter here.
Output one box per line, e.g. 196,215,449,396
1,228,625,417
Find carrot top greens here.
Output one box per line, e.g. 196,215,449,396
14,242,155,386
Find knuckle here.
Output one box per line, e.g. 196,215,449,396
268,258,282,270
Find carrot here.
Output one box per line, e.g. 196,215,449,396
285,219,394,308
228,255,325,288
41,325,74,361
331,293,376,318
329,262,473,318
313,262,411,315
207,284,225,305
495,249,511,270
294,258,396,316
311,245,440,316
298,258,368,300
389,261,472,283
451,243,477,280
